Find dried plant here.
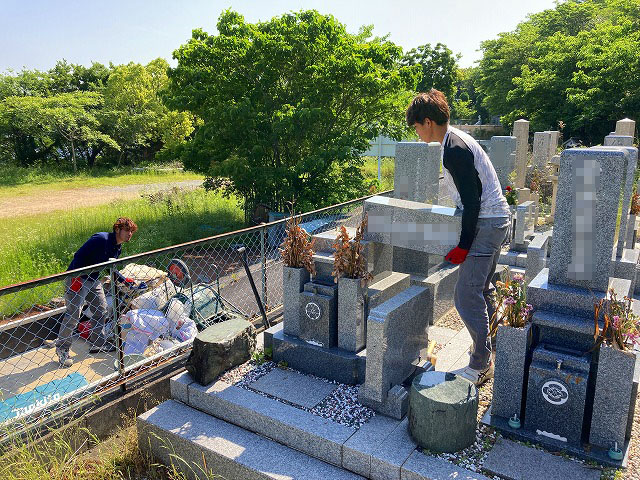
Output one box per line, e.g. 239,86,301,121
593,289,640,351
332,215,373,282
630,192,640,215
280,214,315,274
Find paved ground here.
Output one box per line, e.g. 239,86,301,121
0,179,203,218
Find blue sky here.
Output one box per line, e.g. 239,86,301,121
1,0,556,72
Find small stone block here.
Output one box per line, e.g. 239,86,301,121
370,418,417,480
283,266,311,337
338,276,367,352
249,368,338,409
492,324,531,420
343,414,401,477
169,371,193,404
483,437,601,480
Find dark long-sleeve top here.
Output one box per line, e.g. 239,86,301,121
67,232,121,280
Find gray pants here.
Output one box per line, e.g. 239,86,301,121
57,277,109,351
454,217,509,370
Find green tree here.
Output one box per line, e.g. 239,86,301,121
166,10,418,217
103,59,193,166
401,43,459,102
477,0,640,143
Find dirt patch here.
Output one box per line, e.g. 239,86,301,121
0,180,203,218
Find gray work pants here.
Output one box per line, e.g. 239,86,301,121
454,217,509,370
57,277,109,351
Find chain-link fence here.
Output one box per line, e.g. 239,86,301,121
0,192,388,436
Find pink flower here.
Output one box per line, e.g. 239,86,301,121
612,315,621,329
504,297,516,305
513,273,524,283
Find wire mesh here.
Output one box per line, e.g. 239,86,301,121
0,193,384,435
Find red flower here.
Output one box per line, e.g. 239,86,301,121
505,186,512,191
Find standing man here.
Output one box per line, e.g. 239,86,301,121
51,217,138,368
406,90,510,386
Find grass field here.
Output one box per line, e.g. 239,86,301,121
0,165,204,200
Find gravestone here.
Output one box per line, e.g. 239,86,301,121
533,132,553,169
513,119,530,188
489,136,517,189
604,135,633,147
299,282,338,348
615,118,636,138
548,148,627,291
393,141,442,277
511,201,535,251
394,142,441,204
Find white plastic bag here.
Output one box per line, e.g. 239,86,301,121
122,309,170,355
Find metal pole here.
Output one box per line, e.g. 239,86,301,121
109,258,125,380
377,135,382,183
260,225,267,310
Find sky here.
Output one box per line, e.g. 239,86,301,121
0,0,557,72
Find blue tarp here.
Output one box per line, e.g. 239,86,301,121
0,372,88,422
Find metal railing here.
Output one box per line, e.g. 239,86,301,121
0,192,388,435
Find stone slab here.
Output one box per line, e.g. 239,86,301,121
187,378,355,467
360,285,429,406
169,370,193,404
483,437,601,480
402,450,491,480
615,118,636,137
492,324,531,420
364,196,462,256
342,414,401,477
527,268,632,319
394,141,441,204
268,323,365,384
532,309,599,352
483,407,630,468
249,367,338,408
604,135,634,147
499,250,528,268
410,261,460,325
283,266,311,337
368,272,411,311
489,135,517,190
370,418,417,480
513,119,529,189
338,276,367,352
548,147,627,291
137,400,364,480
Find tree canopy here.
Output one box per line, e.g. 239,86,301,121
477,0,640,143
165,9,419,216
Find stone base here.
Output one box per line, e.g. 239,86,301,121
359,384,409,420
482,407,630,468
527,268,632,318
499,250,527,268
612,248,640,293
266,322,365,384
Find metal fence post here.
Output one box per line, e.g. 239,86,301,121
260,225,267,310
109,258,125,378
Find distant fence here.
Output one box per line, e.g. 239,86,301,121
0,191,390,436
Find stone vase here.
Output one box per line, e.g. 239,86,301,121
337,276,368,352
509,205,517,242
589,344,638,450
282,266,310,338
492,323,532,421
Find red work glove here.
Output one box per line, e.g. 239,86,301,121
70,277,82,292
445,246,469,264
124,277,135,285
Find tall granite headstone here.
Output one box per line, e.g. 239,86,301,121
513,119,530,188
615,118,636,138
533,131,553,169
394,142,441,204
489,136,517,189
548,148,627,291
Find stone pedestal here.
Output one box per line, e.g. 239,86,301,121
283,266,311,337
492,324,532,420
408,371,478,453
337,277,367,352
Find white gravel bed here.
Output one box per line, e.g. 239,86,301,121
218,359,375,428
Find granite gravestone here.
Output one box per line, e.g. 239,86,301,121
298,282,338,348
548,148,627,291
489,136,517,189
513,119,530,188
615,118,636,138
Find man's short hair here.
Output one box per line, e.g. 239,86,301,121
406,89,450,126
113,217,138,233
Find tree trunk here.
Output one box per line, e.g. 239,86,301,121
71,138,77,173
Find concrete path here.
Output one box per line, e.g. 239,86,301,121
430,325,473,372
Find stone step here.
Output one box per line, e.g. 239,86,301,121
138,399,364,480
312,227,358,252
368,272,411,310
169,370,491,480
499,250,527,268
312,250,335,282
